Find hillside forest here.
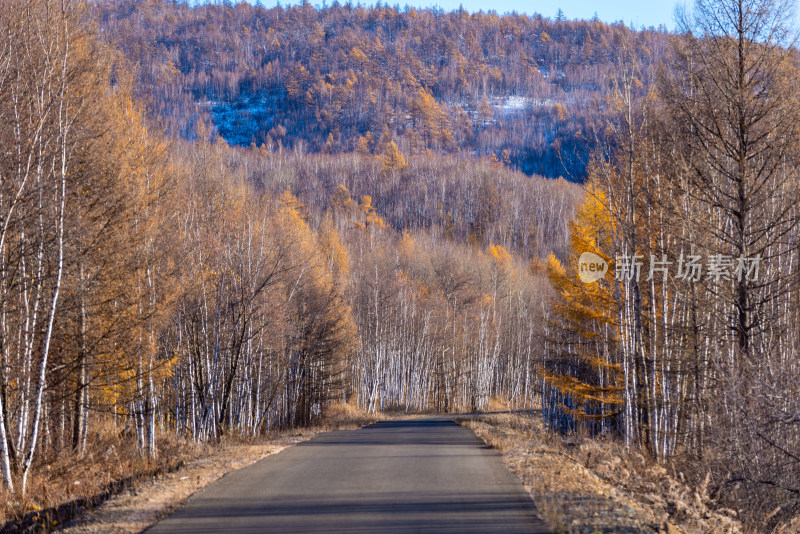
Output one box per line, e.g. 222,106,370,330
2,0,800,531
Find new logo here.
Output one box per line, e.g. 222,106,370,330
578,252,608,284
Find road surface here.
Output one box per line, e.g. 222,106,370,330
145,417,551,533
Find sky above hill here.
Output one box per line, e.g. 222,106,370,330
254,0,680,30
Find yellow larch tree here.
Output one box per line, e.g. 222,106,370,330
541,185,623,435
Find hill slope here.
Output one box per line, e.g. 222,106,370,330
92,0,668,180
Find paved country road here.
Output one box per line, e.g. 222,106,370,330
144,418,551,533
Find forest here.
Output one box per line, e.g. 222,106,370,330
2,0,800,531
90,0,669,179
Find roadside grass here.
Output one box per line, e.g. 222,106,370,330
0,401,382,532
5,404,749,534
456,411,743,534
0,419,201,531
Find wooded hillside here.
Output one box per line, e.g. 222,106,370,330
91,0,667,179
2,0,800,531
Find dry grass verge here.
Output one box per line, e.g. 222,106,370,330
0,402,383,533
55,431,316,534
456,412,742,534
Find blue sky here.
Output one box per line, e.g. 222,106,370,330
259,0,681,30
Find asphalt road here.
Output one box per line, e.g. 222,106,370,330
144,417,551,533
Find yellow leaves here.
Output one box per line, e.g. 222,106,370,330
398,230,415,259
546,252,565,280
279,190,309,221
488,243,513,275
356,195,387,229
381,141,407,174
359,195,374,212
539,369,624,406
330,184,354,214
559,404,622,420
356,131,373,154
575,184,612,234
276,191,353,299
488,243,510,262
408,88,453,148
349,46,368,64
554,102,569,121
587,355,623,373
542,182,623,419
318,216,350,286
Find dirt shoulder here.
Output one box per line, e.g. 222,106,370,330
53,405,386,533
456,412,742,534
56,431,317,534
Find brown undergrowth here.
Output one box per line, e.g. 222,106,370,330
0,402,382,533
457,412,743,534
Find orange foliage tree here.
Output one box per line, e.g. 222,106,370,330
541,186,623,435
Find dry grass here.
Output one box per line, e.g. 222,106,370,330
1,402,383,533
457,412,743,534
56,431,317,534
321,400,389,428
7,406,750,534
0,421,201,531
